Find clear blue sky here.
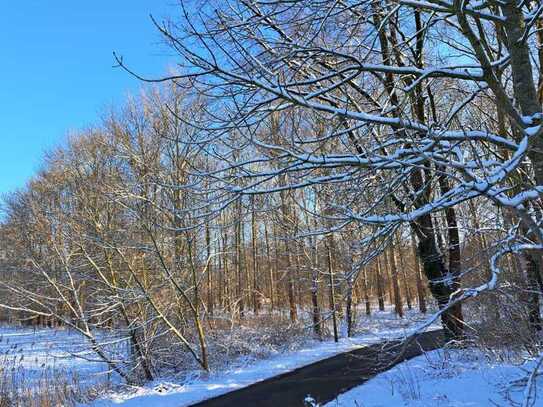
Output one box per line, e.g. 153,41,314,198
0,1,177,195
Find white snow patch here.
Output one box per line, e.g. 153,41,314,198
0,325,119,389
323,348,542,406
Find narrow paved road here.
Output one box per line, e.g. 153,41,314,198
191,330,444,406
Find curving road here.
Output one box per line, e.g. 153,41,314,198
191,330,444,406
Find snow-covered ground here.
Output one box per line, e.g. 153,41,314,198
0,325,120,390
89,308,441,407
2,311,541,407
6,311,540,407
323,348,542,406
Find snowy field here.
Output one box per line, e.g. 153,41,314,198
0,307,436,405
5,309,536,407
323,348,542,406
0,325,121,390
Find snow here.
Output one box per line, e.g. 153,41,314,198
6,311,534,407
323,348,542,406
0,325,117,389
88,309,441,407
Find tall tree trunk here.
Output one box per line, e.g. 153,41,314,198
222,220,232,315
311,235,322,337
273,222,280,313
374,2,463,338
251,196,260,313
345,274,354,337
327,240,339,342
235,199,245,319
285,248,297,322
311,270,322,337
205,221,213,316
264,221,275,312
362,267,371,315
376,257,385,311
412,212,464,340
397,241,413,310
411,235,427,314
385,245,403,318
280,187,297,322
217,234,224,309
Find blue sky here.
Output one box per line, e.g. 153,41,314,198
0,1,176,195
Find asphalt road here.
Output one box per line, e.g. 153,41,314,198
191,330,444,406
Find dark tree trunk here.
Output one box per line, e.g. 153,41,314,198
385,246,403,318
327,241,339,342
525,254,543,331
376,258,385,311
411,235,427,314
311,274,322,337
345,275,354,337
362,267,371,315
413,212,464,341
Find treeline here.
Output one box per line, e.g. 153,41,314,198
0,85,535,382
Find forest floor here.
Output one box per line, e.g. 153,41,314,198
0,307,435,404
89,308,441,406
4,308,538,406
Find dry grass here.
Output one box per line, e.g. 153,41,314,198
0,355,111,407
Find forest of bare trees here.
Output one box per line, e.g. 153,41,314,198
2,0,543,402
0,88,438,377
